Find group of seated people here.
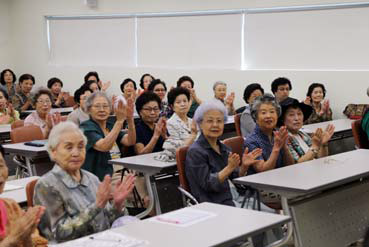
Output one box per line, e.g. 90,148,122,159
0,67,367,246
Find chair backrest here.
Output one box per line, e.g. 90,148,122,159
234,113,242,137
65,96,76,107
10,125,44,143
223,136,244,158
26,179,38,207
351,120,369,149
176,146,190,192
10,120,24,130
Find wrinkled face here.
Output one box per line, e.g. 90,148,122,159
256,103,278,130
173,94,189,115
89,96,110,122
248,89,263,104
35,94,52,115
4,71,13,84
89,82,99,92
275,84,290,102
214,84,227,101
139,101,160,124
180,81,193,90
51,131,86,173
200,110,224,139
311,87,324,103
153,84,166,101
87,75,98,83
0,152,9,194
79,91,91,111
143,75,153,90
20,79,33,94
284,107,304,133
0,92,7,110
123,81,136,96
51,82,62,95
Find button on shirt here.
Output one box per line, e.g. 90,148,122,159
243,125,285,175
185,134,239,206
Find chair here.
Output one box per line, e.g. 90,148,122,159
65,95,76,107
10,120,24,130
352,119,369,149
234,113,242,137
175,146,198,205
222,136,244,157
26,179,38,207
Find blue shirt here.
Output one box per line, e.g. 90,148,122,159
135,119,164,153
243,125,285,175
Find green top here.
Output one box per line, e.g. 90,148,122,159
80,118,125,181
188,100,199,118
362,110,369,140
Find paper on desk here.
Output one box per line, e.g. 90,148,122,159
49,231,147,247
150,208,216,227
4,183,23,192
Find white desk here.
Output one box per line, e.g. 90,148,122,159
22,107,74,119
302,118,353,134
0,176,39,204
234,149,369,247
0,124,11,143
109,152,177,219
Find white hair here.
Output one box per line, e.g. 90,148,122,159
47,121,87,158
193,99,228,126
213,81,227,91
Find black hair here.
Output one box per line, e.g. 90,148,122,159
148,79,167,92
32,88,53,105
47,77,63,89
120,78,137,93
0,88,9,101
271,77,292,94
0,69,16,85
139,73,155,89
176,75,194,88
19,74,35,84
243,83,264,104
85,80,100,91
84,71,100,84
0,144,4,157
74,86,92,104
167,87,191,106
136,91,162,116
306,83,326,98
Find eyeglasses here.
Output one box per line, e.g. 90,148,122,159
37,100,51,105
142,107,160,112
92,104,110,110
154,89,166,92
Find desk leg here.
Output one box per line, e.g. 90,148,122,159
136,174,155,219
151,177,162,215
266,197,294,247
25,157,36,176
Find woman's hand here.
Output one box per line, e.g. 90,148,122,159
322,124,335,145
225,92,235,106
115,100,127,122
304,96,311,105
190,121,198,136
96,175,112,209
273,126,289,151
227,152,240,171
126,97,134,120
311,128,323,148
242,147,262,167
113,173,136,211
154,117,165,138
101,81,111,92
46,112,62,130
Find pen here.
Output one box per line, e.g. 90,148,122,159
156,217,180,224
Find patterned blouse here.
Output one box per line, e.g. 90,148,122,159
305,104,333,124
12,91,34,112
286,130,312,162
167,112,192,142
34,165,126,243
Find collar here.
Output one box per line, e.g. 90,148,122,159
254,125,275,142
197,133,228,153
51,164,89,189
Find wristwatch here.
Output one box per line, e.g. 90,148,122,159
310,147,319,159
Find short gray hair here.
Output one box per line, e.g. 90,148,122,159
193,99,228,125
213,81,227,91
85,91,112,113
250,93,281,121
47,121,87,159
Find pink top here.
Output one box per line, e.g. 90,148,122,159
0,200,8,238
24,112,49,136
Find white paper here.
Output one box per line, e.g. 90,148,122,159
150,208,216,227
4,184,23,192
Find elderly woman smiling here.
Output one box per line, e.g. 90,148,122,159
34,122,135,242
213,81,235,115
243,94,295,175
80,91,136,181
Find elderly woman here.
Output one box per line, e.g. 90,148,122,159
34,122,135,242
213,81,235,115
177,75,202,118
139,73,155,94
243,94,295,175
281,101,335,163
84,71,110,92
47,77,69,108
304,83,332,124
80,91,136,181
0,145,48,247
0,88,20,124
12,74,35,112
0,69,17,99
148,79,171,118
67,86,92,126
135,91,166,155
240,83,264,137
24,88,61,138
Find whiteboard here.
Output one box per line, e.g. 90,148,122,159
49,18,136,66
244,7,369,70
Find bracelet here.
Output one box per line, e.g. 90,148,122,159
310,147,319,159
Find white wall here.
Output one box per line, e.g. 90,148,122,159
0,0,14,69
4,0,369,118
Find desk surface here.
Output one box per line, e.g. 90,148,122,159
23,107,74,115
112,202,290,247
234,149,369,197
0,124,11,134
3,142,48,157
302,118,353,134
0,176,39,204
109,152,176,175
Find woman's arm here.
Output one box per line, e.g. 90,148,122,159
93,120,124,152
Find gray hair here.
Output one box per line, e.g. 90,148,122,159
85,91,112,113
250,93,281,121
47,121,87,159
213,81,227,91
193,99,228,126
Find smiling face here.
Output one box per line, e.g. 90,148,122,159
200,109,224,139
256,103,278,131
20,79,34,94
173,94,190,116
51,82,62,95
3,71,13,84
0,152,9,194
89,96,111,122
51,131,86,173
35,94,52,116
123,81,136,97
311,86,324,104
284,107,304,134
153,84,166,101
214,84,227,101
